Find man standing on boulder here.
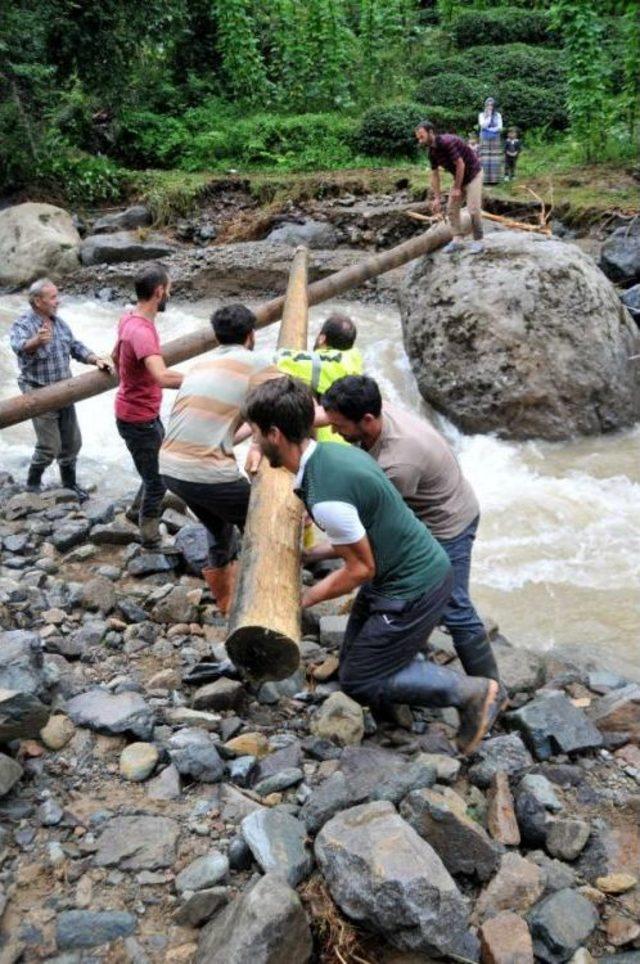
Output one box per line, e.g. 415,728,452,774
245,376,501,755
159,304,279,614
415,120,484,254
321,375,501,684
10,278,114,500
113,263,183,552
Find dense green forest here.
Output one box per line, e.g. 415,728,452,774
1,0,638,203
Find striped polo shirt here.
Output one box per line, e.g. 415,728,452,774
159,345,278,484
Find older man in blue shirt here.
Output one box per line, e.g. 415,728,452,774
10,278,113,499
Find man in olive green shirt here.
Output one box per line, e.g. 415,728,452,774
245,376,501,756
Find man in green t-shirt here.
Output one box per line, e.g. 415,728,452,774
245,376,501,756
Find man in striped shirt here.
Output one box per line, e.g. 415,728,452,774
159,304,279,613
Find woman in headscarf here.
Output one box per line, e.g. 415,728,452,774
478,97,503,185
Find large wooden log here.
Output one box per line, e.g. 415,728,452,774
0,217,469,429
226,246,309,682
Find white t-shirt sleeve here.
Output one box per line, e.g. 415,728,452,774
312,500,366,546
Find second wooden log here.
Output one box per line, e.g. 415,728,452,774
226,246,309,681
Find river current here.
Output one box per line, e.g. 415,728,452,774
1,293,639,679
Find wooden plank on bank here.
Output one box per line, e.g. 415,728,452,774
225,246,309,682
406,208,552,235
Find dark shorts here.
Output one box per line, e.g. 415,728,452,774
161,474,251,567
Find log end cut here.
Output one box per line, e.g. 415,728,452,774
226,625,301,683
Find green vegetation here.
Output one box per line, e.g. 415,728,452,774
0,0,637,205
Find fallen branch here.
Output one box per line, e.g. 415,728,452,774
406,209,552,235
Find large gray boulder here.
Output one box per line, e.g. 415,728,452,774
0,203,80,286
315,800,479,960
92,205,152,234
79,232,174,266
266,219,340,249
197,873,312,964
600,219,640,286
400,232,640,440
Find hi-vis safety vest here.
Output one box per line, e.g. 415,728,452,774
275,346,364,443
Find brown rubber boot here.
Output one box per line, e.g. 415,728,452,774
202,562,238,616
456,678,501,756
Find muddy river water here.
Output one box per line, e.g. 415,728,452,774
1,293,638,678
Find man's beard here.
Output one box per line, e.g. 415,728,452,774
262,440,283,468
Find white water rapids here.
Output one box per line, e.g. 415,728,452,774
1,293,639,679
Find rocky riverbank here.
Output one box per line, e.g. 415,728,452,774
1,474,640,963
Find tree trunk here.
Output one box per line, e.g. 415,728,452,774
0,218,468,429
226,246,309,681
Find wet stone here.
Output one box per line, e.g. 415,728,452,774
227,755,257,788
56,910,136,950
119,742,159,782
487,771,521,846
0,689,50,742
315,800,478,961
193,678,245,712
175,851,229,894
545,818,590,861
401,785,502,881
174,887,230,927
95,815,179,870
254,767,304,796
241,806,314,887
146,765,181,801
80,576,116,614
127,554,179,577
169,728,224,783
476,852,545,922
196,873,312,964
65,689,155,740
519,774,563,813
40,714,75,750
528,889,598,964
38,798,64,826
0,753,24,797
507,692,603,760
480,911,534,964
228,835,253,871
468,733,534,789
589,684,640,742
51,522,92,553
515,787,550,848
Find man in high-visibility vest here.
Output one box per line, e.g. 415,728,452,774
276,312,363,442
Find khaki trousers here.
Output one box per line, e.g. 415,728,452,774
447,170,484,239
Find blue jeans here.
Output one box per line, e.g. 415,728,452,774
439,515,485,646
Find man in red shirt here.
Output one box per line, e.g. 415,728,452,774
415,120,484,254
113,264,183,550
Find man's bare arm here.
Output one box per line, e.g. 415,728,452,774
301,536,375,607
144,354,183,388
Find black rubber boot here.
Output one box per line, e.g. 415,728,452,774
454,633,500,681
26,462,45,493
139,517,181,555
383,657,465,709
60,463,89,502
381,657,501,756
